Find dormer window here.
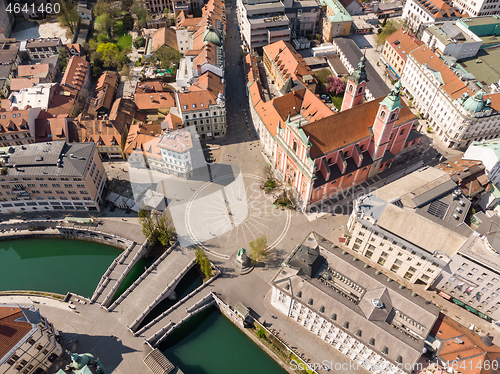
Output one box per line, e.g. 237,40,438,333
192,104,197,109
201,103,204,108
183,105,188,110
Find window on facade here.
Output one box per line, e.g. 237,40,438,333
365,250,373,259
293,141,297,152
380,111,386,119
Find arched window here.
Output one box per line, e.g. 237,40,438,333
348,84,353,93
391,112,397,120
293,141,297,152
380,111,386,119
358,86,363,94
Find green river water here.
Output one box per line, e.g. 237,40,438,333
0,238,288,374
0,238,149,298
161,307,287,374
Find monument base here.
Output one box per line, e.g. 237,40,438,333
228,252,253,275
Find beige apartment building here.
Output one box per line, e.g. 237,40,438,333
0,305,63,374
346,167,471,287
0,141,106,214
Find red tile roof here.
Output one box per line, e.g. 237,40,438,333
0,307,32,361
415,0,461,20
386,28,424,62
162,112,183,130
431,315,500,374
410,45,469,100
264,40,312,83
134,92,176,111
61,55,89,91
18,63,50,78
302,96,415,158
188,71,223,98
0,108,32,134
65,43,82,55
254,87,333,139
35,117,68,142
178,90,216,112
9,77,41,91
46,84,77,118
93,71,118,112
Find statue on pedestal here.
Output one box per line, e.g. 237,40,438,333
236,248,248,265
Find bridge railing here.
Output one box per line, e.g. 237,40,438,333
129,255,197,331
106,241,178,312
134,263,221,337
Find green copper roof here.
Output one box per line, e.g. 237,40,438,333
463,90,485,112
349,55,367,84
380,80,403,112
322,0,353,22
203,26,222,47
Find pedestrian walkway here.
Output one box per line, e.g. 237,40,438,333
111,243,197,331
92,240,148,307
140,289,215,347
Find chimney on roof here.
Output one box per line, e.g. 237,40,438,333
197,64,202,76
150,95,154,102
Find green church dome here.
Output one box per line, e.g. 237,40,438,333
463,90,485,113
203,26,222,47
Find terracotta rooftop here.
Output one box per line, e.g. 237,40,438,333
0,108,31,134
413,0,461,19
410,45,469,100
193,43,219,70
18,63,51,78
245,53,260,83
162,112,183,130
436,159,489,198
35,117,68,142
65,43,82,55
61,55,89,91
176,11,202,29
178,90,218,112
386,28,424,61
263,40,312,83
152,27,178,52
93,71,118,112
302,96,415,158
135,81,167,93
158,128,193,152
255,87,332,139
109,98,136,134
188,71,223,98
9,77,41,91
431,314,500,374
134,92,176,111
124,132,162,160
0,307,32,361
46,84,78,118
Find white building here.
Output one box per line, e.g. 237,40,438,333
346,167,472,287
8,83,57,111
400,45,500,149
0,305,63,374
157,128,194,179
421,21,482,60
452,0,500,16
271,232,440,374
433,212,500,322
176,90,226,139
237,0,291,50
402,0,461,33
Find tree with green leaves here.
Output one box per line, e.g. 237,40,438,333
122,0,134,10
57,1,80,34
133,36,146,49
139,208,176,245
95,13,113,37
96,43,121,67
256,327,267,339
58,47,69,72
123,13,135,31
195,246,212,280
249,235,269,262
131,1,151,29
376,20,399,50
